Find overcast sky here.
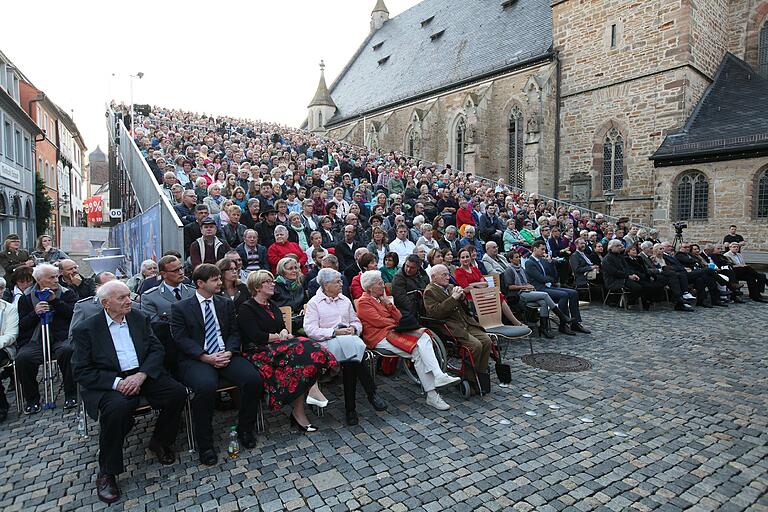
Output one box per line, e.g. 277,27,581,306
2,0,419,156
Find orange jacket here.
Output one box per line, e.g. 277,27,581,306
356,292,402,349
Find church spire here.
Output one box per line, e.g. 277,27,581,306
307,60,336,108
370,0,390,32
372,0,389,14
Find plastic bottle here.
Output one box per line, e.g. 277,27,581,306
227,426,239,460
76,411,88,438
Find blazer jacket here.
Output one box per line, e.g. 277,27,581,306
235,242,268,271
140,282,196,323
601,252,633,290
570,251,595,286
422,283,482,334
170,294,241,360
71,309,166,419
524,257,559,291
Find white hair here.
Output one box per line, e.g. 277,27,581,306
607,239,624,250
0,277,6,288
316,268,341,288
428,264,448,280
640,241,654,250
140,259,157,272
274,225,289,236
33,263,58,281
96,280,130,303
360,270,382,292
412,215,425,226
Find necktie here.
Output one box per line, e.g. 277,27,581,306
173,288,182,301
203,300,220,354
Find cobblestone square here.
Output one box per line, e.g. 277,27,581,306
1,302,766,511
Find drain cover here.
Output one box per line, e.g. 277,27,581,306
521,352,592,372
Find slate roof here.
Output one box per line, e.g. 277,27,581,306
325,0,553,126
651,53,768,166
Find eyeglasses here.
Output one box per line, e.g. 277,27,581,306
163,267,184,273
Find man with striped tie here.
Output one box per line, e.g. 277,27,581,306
171,264,263,466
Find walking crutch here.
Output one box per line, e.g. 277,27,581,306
35,288,56,411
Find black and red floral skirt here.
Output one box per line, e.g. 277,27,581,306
249,338,337,411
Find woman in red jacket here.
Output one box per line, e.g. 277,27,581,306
349,253,378,300
456,198,475,228
267,225,307,274
356,270,459,411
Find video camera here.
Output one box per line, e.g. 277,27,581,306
672,221,687,235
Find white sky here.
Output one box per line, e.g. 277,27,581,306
2,0,419,155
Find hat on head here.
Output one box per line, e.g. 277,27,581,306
201,216,217,226
261,208,277,218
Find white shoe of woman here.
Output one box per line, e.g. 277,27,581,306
306,395,328,408
434,373,461,388
426,393,450,411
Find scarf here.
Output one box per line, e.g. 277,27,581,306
380,266,397,283
290,224,309,250
276,274,300,292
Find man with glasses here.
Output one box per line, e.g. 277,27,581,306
141,255,195,324
225,250,249,282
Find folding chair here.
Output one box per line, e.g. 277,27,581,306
470,287,533,356
603,287,630,310
78,387,196,452
0,359,22,414
279,306,293,334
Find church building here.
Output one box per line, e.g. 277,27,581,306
306,0,768,248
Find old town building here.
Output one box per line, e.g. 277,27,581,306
1,52,40,247
307,0,768,248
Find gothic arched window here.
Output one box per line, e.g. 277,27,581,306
407,128,416,157
755,168,768,218
602,128,624,191
455,117,466,171
759,21,768,78
317,111,323,128
508,106,524,189
674,171,709,220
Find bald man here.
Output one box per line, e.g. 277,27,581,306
72,281,186,504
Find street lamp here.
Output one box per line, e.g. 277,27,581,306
603,190,615,218
129,72,144,136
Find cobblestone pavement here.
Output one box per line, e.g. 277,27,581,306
1,301,767,512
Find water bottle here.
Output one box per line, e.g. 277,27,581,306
76,411,88,439
227,426,239,460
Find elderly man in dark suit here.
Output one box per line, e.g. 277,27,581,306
171,264,263,466
71,281,186,504
525,241,590,334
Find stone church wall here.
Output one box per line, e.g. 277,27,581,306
654,157,768,250
325,61,558,195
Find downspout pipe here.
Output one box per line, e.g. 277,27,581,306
553,50,562,199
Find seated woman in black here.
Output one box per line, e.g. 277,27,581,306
238,270,336,432
216,258,250,311
272,257,306,333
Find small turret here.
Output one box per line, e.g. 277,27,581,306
371,0,390,32
307,60,337,132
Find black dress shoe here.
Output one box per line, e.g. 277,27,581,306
368,393,388,411
199,449,218,466
23,402,40,415
345,410,359,426
674,303,694,312
64,396,78,409
712,301,728,307
571,322,591,334
289,414,318,433
733,296,746,304
148,438,176,465
558,322,575,336
238,430,257,449
96,473,121,504
751,296,767,303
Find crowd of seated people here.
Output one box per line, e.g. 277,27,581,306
0,104,765,504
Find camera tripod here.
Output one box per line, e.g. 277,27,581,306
672,231,684,250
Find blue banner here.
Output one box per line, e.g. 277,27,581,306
110,203,162,276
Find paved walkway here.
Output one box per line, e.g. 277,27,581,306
0,302,766,511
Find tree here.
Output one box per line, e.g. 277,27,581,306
34,172,52,237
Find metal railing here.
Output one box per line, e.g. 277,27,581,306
106,108,184,254
473,175,651,230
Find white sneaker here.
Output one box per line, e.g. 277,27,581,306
434,373,461,388
682,292,695,300
426,393,450,411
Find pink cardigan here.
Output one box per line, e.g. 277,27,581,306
304,290,363,341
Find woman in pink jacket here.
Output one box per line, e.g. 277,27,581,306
304,268,387,426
